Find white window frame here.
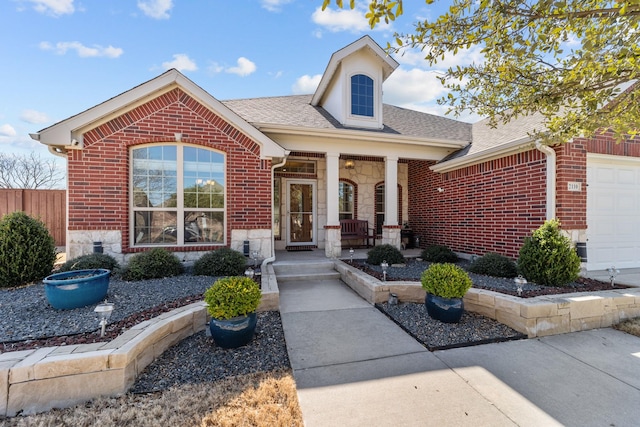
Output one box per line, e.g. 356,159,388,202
130,143,226,247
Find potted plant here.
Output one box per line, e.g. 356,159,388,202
43,269,111,310
421,263,472,323
203,276,262,348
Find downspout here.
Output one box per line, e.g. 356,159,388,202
261,152,290,270
535,142,556,220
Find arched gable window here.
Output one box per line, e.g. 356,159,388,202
131,144,225,246
351,74,374,117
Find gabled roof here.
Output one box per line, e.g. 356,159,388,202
223,94,472,144
311,35,399,107
31,69,287,158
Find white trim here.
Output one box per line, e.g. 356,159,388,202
430,136,536,173
587,153,640,165
312,35,398,107
32,69,286,159
255,123,469,149
285,179,317,246
535,142,556,220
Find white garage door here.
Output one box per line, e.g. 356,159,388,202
587,154,640,270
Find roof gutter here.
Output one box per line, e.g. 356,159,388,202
261,151,290,270
254,123,469,149
535,142,556,220
430,135,535,173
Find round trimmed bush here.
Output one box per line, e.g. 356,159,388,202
421,263,472,299
518,219,581,287
0,212,57,288
421,245,458,263
204,276,262,320
58,253,121,275
194,248,247,277
366,244,404,265
469,253,518,278
121,248,184,281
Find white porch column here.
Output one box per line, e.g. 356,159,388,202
382,156,401,247
385,156,398,226
325,152,341,257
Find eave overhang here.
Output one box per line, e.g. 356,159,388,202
430,135,537,173
30,69,286,159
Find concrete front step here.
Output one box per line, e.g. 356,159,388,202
273,260,340,283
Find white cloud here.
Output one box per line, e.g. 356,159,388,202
39,41,123,58
162,53,198,72
260,0,293,12
20,110,51,124
311,5,391,34
393,45,484,70
138,0,173,19
23,0,74,16
226,57,256,77
292,74,322,94
0,124,17,137
384,68,448,107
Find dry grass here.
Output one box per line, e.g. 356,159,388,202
614,317,640,338
2,370,302,427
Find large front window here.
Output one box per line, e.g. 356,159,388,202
132,144,225,246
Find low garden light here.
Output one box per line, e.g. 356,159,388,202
94,302,114,337
244,268,255,280
514,275,527,296
381,260,389,282
607,266,620,287
349,248,354,264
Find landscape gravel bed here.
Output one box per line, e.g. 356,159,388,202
353,258,626,297
0,274,216,343
377,302,526,350
130,311,290,393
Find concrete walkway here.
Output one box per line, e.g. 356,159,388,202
279,277,640,427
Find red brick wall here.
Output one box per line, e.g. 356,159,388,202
67,88,272,252
408,150,547,259
409,133,640,260
556,132,640,231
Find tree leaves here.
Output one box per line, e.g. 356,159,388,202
325,0,640,143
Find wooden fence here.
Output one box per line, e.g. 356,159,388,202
0,189,66,246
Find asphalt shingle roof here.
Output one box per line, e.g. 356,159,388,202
222,95,473,142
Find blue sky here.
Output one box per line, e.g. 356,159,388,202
0,0,483,161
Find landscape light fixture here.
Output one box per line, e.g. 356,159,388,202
381,260,389,282
94,302,114,337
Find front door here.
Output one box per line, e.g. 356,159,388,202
287,180,316,246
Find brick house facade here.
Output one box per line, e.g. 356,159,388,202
33,36,640,270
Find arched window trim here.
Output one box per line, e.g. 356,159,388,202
350,73,374,118
130,142,226,247
339,179,358,220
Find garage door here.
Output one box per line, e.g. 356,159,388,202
587,154,640,270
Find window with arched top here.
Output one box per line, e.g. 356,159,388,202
339,180,355,220
351,74,374,117
131,144,225,246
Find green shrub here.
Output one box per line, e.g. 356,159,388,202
421,263,472,299
518,219,581,286
0,212,57,288
58,253,121,275
121,248,184,281
421,245,458,263
194,247,247,277
204,276,262,320
468,253,518,278
366,244,404,265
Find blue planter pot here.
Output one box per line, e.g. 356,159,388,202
209,313,257,349
44,269,111,310
425,293,464,323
